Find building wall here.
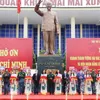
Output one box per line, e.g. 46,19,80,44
0,24,100,55
0,25,16,38
82,24,100,38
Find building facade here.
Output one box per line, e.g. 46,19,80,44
0,0,100,56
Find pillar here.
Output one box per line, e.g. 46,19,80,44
16,24,19,38
37,24,40,57
59,24,61,54
24,17,28,38
80,24,83,38
71,17,75,38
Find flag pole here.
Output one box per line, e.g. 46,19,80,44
17,0,21,36
18,13,19,36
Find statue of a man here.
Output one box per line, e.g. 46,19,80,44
34,0,60,55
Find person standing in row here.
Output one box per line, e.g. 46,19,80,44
17,68,26,94
2,69,11,95
77,70,85,94
40,70,47,95
54,70,62,95
91,69,97,94
62,70,69,94
47,70,55,94
32,70,40,94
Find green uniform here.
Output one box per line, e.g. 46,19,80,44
47,73,55,94
17,71,26,94
91,71,97,94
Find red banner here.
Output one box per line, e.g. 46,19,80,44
0,38,33,69
66,38,100,71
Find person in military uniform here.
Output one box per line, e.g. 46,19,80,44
17,68,26,94
2,69,11,95
91,69,97,94
62,70,70,94
47,70,55,94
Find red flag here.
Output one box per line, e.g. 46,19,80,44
17,0,21,13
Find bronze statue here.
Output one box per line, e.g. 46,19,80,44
34,0,60,55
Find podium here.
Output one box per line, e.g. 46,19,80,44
40,75,47,95
10,75,18,95
69,77,77,95
25,76,32,95
54,75,62,95
84,77,92,95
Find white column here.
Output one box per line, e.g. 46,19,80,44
24,17,28,38
16,24,19,38
80,24,83,38
71,17,75,38
59,24,61,54
37,24,40,57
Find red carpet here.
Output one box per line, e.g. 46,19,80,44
0,95,100,100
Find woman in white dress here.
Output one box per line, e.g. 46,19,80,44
96,70,100,95
84,70,92,95
69,70,77,95
0,66,5,95
0,70,3,95
10,70,18,95
25,69,32,95
54,70,62,95
40,70,47,95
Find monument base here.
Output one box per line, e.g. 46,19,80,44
37,55,63,74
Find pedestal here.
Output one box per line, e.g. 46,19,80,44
37,56,63,74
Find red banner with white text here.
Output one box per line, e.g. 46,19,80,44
0,38,33,70
66,38,100,71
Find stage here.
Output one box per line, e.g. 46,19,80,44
0,95,100,100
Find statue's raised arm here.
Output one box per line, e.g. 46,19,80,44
34,0,44,17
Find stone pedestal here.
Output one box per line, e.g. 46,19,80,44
37,56,63,74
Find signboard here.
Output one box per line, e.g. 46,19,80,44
0,0,100,8
0,38,33,69
66,38,100,70
37,56,63,74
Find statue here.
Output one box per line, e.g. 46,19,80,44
34,0,60,55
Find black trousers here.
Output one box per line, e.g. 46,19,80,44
34,83,40,94
92,82,96,94
4,82,10,95
18,82,25,94
62,81,68,94
77,81,81,94
48,82,54,94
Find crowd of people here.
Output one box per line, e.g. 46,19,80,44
0,68,100,95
